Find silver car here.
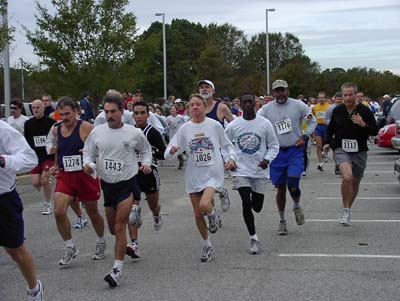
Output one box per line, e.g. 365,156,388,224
391,120,400,151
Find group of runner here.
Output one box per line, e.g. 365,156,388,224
1,79,378,299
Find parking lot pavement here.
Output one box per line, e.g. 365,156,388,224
1,145,400,300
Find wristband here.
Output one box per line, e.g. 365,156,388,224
0,156,5,168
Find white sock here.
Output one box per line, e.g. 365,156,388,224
65,239,74,249
113,260,124,271
250,234,259,241
96,236,105,243
27,281,39,295
203,238,212,248
207,207,216,217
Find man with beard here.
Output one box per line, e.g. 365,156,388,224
258,80,316,235
198,80,234,213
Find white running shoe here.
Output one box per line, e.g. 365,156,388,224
200,245,214,262
27,280,44,301
41,202,52,215
73,215,88,229
153,215,163,231
126,242,140,259
92,241,106,260
219,188,230,212
59,245,79,265
248,239,261,255
339,209,351,226
104,267,122,288
128,205,142,229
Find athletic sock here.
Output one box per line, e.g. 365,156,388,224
131,239,138,245
203,238,212,248
250,234,259,241
293,202,300,210
65,239,74,249
27,281,39,295
113,260,124,272
279,211,285,222
207,207,216,217
96,236,105,243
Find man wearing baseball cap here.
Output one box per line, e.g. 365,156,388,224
197,79,234,213
258,79,317,235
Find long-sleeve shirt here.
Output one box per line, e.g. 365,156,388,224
0,120,38,194
257,98,317,147
164,118,236,193
225,115,279,178
326,103,379,152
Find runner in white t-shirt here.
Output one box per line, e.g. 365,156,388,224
166,105,186,169
165,94,236,263
225,93,279,254
83,90,152,287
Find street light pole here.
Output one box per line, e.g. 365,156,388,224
20,58,25,100
155,13,167,100
265,8,275,95
2,4,11,118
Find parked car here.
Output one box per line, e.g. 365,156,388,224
386,97,400,124
375,123,396,148
391,121,400,151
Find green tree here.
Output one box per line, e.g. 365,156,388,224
25,0,137,107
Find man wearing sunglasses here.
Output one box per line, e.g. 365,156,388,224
7,100,29,134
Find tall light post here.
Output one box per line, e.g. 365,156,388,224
20,58,25,100
155,13,167,100
265,8,275,95
2,3,11,118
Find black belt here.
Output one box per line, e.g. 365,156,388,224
280,146,296,151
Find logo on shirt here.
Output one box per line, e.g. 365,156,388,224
237,132,261,154
122,141,130,152
189,135,215,154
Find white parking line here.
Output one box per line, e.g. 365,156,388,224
307,219,400,223
367,163,395,165
316,197,400,200
364,171,393,173
322,182,398,185
278,254,400,259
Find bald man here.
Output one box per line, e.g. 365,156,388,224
24,100,56,215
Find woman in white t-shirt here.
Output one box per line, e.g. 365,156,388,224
165,94,236,263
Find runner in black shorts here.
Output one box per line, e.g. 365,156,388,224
126,101,166,259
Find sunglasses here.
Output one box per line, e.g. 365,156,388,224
10,106,18,110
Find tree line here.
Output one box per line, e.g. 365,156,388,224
1,0,399,107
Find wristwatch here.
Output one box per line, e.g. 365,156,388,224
0,156,5,168
301,134,309,141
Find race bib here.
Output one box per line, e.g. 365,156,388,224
194,150,214,167
33,135,47,147
63,155,82,172
342,139,358,152
103,158,124,175
275,118,292,135
317,111,326,119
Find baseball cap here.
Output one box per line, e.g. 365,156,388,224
197,79,215,89
272,80,288,90
383,94,390,98
175,98,182,103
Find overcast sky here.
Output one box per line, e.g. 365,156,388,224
7,0,400,75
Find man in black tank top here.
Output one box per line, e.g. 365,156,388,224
198,79,234,212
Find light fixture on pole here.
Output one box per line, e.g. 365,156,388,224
265,8,275,95
155,13,167,100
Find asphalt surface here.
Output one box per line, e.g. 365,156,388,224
1,144,400,300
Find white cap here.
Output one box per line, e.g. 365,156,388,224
197,79,215,89
383,94,390,98
175,98,182,103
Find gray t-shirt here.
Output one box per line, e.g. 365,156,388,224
257,98,317,147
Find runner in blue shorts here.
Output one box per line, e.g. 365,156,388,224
0,120,44,300
258,80,317,235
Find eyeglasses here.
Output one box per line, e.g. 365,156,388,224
10,106,18,110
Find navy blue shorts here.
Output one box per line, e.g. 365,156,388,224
101,176,141,208
0,189,24,248
270,146,304,186
314,124,327,141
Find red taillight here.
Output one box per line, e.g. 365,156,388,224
396,125,400,135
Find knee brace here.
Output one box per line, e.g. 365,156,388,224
287,177,301,199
